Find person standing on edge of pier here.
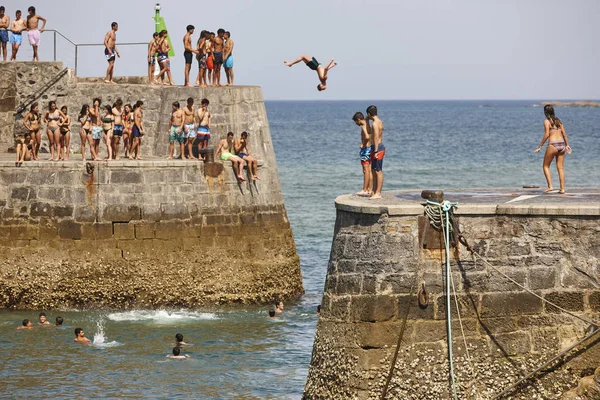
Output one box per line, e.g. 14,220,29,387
148,32,158,84
168,101,184,160
366,105,385,200
9,10,26,61
183,25,198,87
223,31,234,86
0,6,10,62
130,100,145,160
195,98,211,160
212,29,225,86
26,6,46,61
104,22,120,84
352,111,372,197
183,97,196,159
90,98,103,159
157,30,173,85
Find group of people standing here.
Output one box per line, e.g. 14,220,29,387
0,5,46,61
18,98,146,163
144,26,234,87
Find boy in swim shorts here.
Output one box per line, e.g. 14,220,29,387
352,112,372,197
168,101,185,160
284,54,337,91
26,6,46,61
0,6,10,62
183,97,196,159
9,10,26,61
216,132,246,182
104,22,120,84
196,98,211,160
366,105,385,200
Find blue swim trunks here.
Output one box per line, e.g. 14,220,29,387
91,126,102,140
9,32,22,45
113,124,123,137
225,55,234,68
0,30,8,43
197,125,210,141
371,143,386,172
360,146,372,165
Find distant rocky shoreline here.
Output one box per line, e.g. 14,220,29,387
538,100,600,107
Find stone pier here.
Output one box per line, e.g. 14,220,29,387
304,189,600,399
0,62,303,309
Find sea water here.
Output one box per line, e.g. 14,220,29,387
1,100,599,398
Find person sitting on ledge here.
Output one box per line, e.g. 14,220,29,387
166,346,189,359
17,319,32,330
15,130,32,166
216,132,246,182
168,101,185,160
234,131,259,180
74,327,91,344
284,54,337,91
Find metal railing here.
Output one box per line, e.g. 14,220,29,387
43,29,147,76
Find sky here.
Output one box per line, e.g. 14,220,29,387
5,0,599,100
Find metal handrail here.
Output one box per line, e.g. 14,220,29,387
42,29,147,76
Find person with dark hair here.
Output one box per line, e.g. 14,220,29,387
195,98,211,160
366,105,385,199
166,346,189,359
216,132,246,182
23,102,40,160
183,97,196,159
9,10,26,61
104,22,120,84
26,6,46,61
157,30,173,85
194,30,208,87
112,99,124,160
317,304,321,315
175,333,192,346
15,129,32,165
0,6,10,61
206,32,216,85
55,316,64,327
44,101,66,161
59,105,71,161
74,327,91,344
148,32,159,84
223,31,234,86
212,29,225,86
79,104,93,161
234,131,259,180
101,105,114,160
122,104,133,157
90,98,103,159
130,101,145,160
284,54,336,91
17,319,32,330
38,312,51,325
268,310,276,318
183,25,198,87
168,101,184,159
274,301,284,314
534,105,572,194
352,112,372,196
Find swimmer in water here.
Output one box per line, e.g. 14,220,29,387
268,310,276,318
274,301,284,314
74,327,91,344
17,319,32,330
166,346,189,359
38,312,51,325
175,333,192,346
284,54,337,91
55,316,64,327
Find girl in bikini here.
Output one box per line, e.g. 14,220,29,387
23,102,40,160
534,104,572,194
79,104,96,161
59,106,71,161
44,101,65,161
101,105,114,160
122,104,132,158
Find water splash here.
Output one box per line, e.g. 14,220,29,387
107,310,218,322
92,319,121,348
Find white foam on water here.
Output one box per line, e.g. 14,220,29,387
92,319,121,348
106,309,218,322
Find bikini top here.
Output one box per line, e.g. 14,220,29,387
102,117,113,123
30,113,39,121
48,112,60,121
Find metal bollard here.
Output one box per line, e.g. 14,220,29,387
421,189,444,203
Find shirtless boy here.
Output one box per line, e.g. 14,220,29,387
216,132,246,182
26,6,46,61
147,32,158,84
234,131,259,180
112,99,124,160
38,312,51,325
195,98,211,160
0,6,10,61
157,30,173,85
130,101,145,160
104,22,120,84
168,101,184,160
212,29,225,86
167,346,189,359
175,333,192,346
284,54,337,91
74,327,91,344
9,10,26,61
366,105,385,199
183,98,196,159
183,25,198,87
223,31,234,86
17,319,32,330
352,112,372,196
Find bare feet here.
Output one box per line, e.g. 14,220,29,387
65,156,70,161
254,175,260,180
136,156,142,160
559,190,565,194
167,156,172,160
284,61,292,67
110,80,117,84
544,188,554,193
181,156,187,160
104,79,111,84
185,84,193,87
237,175,246,182
355,190,370,196
369,194,382,200
128,155,133,160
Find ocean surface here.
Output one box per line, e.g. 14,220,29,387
1,100,599,398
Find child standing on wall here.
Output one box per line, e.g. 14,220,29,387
352,112,372,197
130,101,145,160
168,101,185,160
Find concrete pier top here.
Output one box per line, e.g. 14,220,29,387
335,188,600,216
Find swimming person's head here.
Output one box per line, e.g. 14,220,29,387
175,333,183,343
55,316,63,326
352,112,365,125
172,346,181,356
366,105,378,118
22,319,30,327
268,310,276,318
317,304,321,314
275,301,283,311
39,312,47,323
544,104,562,128
74,327,84,337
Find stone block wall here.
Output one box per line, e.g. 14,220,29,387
304,203,600,399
